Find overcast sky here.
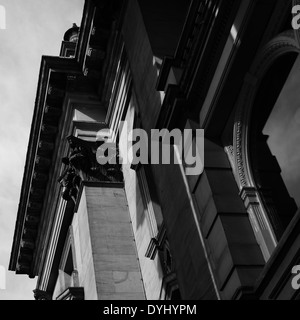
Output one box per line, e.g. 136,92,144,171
0,0,84,300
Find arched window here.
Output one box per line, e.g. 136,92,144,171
232,31,300,261
263,57,300,210
250,52,299,240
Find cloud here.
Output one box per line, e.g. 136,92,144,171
0,0,84,300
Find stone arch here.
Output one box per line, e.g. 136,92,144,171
232,30,300,261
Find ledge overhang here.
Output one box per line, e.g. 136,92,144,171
9,0,120,277
9,56,82,276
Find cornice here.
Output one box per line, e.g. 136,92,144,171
9,56,81,275
9,0,121,277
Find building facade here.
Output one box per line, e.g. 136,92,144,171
9,0,300,300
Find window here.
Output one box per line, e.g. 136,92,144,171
158,238,182,300
263,56,300,209
135,164,182,299
138,165,163,238
58,229,78,288
54,227,84,300
107,45,132,141
250,52,299,241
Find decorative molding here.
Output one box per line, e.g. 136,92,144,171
224,145,235,173
240,187,276,261
38,198,67,295
58,135,123,202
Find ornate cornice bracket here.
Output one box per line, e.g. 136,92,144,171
58,135,123,201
